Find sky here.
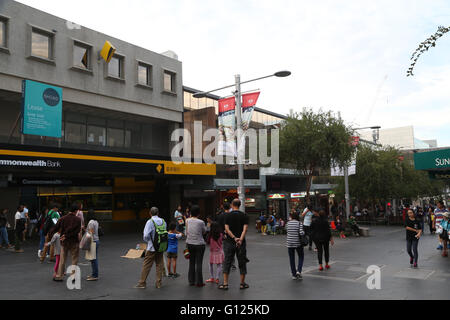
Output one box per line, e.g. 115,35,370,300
14,0,450,147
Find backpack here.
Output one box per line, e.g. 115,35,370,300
43,210,57,235
152,219,168,252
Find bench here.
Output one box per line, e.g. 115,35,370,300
359,227,370,237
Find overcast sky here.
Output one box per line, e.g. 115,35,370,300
16,0,450,147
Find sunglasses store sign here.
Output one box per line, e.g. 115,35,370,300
22,80,62,138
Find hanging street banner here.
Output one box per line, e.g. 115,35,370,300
218,97,236,157
22,80,62,138
238,92,260,157
331,160,356,176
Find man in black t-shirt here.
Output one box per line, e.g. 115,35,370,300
219,199,249,290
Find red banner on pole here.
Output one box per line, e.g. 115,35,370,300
242,92,260,109
218,97,236,114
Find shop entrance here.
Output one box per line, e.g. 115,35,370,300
267,193,289,220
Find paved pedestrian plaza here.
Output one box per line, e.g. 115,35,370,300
1,223,449,300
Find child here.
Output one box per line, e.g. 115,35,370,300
45,226,61,280
206,222,224,284
167,222,183,278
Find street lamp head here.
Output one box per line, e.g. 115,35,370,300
370,126,381,130
274,70,291,78
193,92,206,99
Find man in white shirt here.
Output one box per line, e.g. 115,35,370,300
135,207,166,289
14,205,25,252
302,206,314,250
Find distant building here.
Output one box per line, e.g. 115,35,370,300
359,126,437,150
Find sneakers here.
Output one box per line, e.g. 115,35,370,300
413,263,418,268
319,265,324,271
206,278,215,283
437,245,443,250
410,257,414,265
215,279,220,284
168,273,174,278
296,272,303,280
292,275,298,280
38,250,41,258
172,273,180,278
325,264,331,270
86,276,98,281
134,283,146,289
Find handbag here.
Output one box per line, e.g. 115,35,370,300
300,234,309,247
80,232,92,250
183,247,190,259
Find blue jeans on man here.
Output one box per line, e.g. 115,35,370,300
39,229,45,251
0,226,10,247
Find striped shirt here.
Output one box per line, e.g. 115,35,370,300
434,208,448,227
286,220,305,248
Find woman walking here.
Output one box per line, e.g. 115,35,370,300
0,209,12,249
86,211,100,281
438,212,449,257
405,209,422,268
185,205,206,287
311,209,334,271
286,211,305,280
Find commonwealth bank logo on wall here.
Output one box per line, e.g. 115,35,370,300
22,80,63,138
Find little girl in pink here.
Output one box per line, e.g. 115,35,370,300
206,222,224,284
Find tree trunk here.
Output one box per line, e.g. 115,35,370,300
305,168,314,206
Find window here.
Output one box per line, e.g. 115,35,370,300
87,125,106,146
107,128,124,147
31,29,52,60
65,122,86,144
108,55,124,79
0,19,6,48
137,62,152,86
73,42,91,70
163,71,176,93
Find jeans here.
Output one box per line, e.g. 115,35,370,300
314,240,330,265
0,227,9,246
39,229,45,251
288,247,304,276
407,238,419,264
90,240,99,278
187,244,205,285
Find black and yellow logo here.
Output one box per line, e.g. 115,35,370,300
100,41,116,63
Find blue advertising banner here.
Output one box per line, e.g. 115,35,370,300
22,80,62,138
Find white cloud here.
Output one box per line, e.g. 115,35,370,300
15,0,450,147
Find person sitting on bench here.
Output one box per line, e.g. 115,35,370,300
348,215,360,236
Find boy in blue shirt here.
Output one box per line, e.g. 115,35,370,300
167,223,183,278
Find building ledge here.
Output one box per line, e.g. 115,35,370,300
162,90,177,97
0,47,10,55
70,66,94,75
27,55,56,65
135,83,153,91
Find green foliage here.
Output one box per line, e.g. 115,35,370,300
407,25,450,77
280,108,354,200
333,145,445,202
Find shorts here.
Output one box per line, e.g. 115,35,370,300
167,252,178,259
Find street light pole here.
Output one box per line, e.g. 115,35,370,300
344,166,350,219
193,71,291,213
235,74,246,212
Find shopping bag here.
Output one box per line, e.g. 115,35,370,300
80,232,92,250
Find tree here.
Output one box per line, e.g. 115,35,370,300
333,145,445,206
280,108,354,204
407,26,450,77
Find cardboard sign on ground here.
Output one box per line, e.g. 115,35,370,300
121,243,147,259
